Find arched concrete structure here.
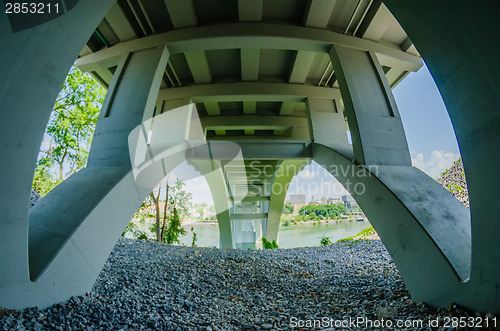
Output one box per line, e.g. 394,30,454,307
384,0,500,313
0,0,498,313
313,144,469,307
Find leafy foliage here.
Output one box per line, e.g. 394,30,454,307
296,203,346,221
190,227,198,247
32,163,61,196
337,226,376,246
122,222,148,240
168,180,192,220
33,66,105,195
447,183,466,194
164,207,186,245
262,237,279,249
282,202,294,214
319,236,333,246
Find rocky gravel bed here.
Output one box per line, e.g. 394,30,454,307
0,239,492,330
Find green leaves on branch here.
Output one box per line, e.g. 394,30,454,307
190,227,198,247
319,236,333,246
262,237,279,249
282,202,294,215
34,65,105,195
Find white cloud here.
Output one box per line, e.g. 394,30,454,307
412,150,460,178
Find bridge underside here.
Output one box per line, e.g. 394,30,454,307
0,0,499,313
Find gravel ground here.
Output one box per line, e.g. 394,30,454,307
0,238,494,330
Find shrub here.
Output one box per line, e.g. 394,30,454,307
320,236,333,246
262,237,279,249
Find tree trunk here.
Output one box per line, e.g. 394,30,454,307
59,148,67,181
160,183,169,242
150,187,161,242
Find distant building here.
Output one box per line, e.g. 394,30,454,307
321,197,327,204
328,197,342,205
290,193,305,205
293,202,306,213
341,194,359,212
341,195,354,203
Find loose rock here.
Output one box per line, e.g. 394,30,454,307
0,238,491,330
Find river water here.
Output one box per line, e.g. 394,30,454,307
178,220,372,248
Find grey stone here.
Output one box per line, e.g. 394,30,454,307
375,306,398,320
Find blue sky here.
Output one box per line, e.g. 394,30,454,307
184,63,461,204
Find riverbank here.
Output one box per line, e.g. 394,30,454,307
281,217,364,226
1,238,486,330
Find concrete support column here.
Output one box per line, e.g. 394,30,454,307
190,160,234,249
319,43,473,308
265,160,309,242
88,47,170,167
0,0,115,309
329,45,411,166
384,0,500,313
306,97,353,159
313,143,470,307
1,46,170,309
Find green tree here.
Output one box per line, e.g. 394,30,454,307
297,203,346,221
164,207,186,244
145,178,192,243
168,179,192,220
32,162,60,196
34,66,105,194
282,202,294,215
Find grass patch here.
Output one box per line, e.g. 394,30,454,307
336,226,376,246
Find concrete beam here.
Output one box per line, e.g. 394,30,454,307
201,115,308,131
76,23,423,73
232,213,268,220
243,101,257,114
241,48,260,81
304,0,336,29
204,101,221,116
188,141,312,160
238,0,263,22
279,102,296,116
158,82,341,103
163,0,197,28
289,51,316,84
306,97,353,159
106,3,137,42
184,50,212,84
231,196,270,202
